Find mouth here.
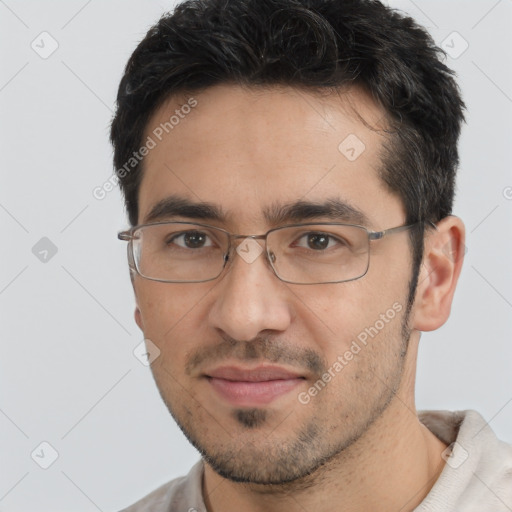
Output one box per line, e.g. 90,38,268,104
204,365,306,406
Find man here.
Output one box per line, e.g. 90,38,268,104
111,0,512,510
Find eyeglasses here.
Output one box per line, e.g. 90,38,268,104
118,221,422,285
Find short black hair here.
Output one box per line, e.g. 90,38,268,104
110,0,465,303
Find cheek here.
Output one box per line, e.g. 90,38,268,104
134,280,212,342
295,276,406,360
296,282,378,337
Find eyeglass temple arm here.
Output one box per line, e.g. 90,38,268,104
118,231,133,241
368,220,438,241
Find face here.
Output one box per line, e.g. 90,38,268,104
132,84,416,484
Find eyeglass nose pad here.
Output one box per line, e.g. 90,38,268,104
268,250,276,263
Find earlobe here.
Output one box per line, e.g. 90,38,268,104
412,216,466,332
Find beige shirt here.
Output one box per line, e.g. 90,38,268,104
119,410,512,511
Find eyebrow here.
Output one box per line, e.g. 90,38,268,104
144,195,225,224
265,198,370,227
143,195,370,227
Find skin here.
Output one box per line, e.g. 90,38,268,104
131,84,465,512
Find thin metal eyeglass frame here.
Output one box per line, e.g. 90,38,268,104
117,220,432,285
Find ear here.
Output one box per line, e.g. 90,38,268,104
412,216,466,332
134,305,144,331
129,266,145,331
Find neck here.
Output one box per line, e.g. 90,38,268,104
202,340,447,512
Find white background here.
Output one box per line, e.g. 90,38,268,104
1,1,511,510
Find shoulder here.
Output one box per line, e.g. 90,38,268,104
118,460,205,512
417,410,512,511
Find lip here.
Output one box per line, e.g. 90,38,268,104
204,365,305,406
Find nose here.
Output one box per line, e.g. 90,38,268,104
208,239,293,341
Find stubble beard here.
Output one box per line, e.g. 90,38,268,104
154,295,413,488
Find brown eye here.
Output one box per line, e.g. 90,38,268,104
169,231,213,249
294,232,345,251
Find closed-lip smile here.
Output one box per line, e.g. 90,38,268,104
204,365,306,406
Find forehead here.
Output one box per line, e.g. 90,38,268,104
138,84,402,229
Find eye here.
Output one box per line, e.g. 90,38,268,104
168,230,214,249
294,232,346,251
